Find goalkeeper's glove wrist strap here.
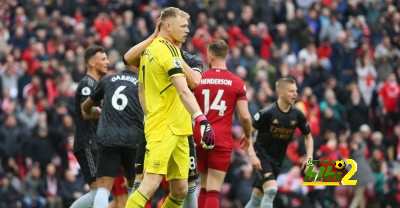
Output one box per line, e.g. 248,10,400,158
195,114,207,123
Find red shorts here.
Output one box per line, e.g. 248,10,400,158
196,146,232,172
111,174,127,196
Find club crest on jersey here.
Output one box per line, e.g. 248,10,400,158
173,58,182,68
291,120,297,125
254,112,260,121
272,119,279,124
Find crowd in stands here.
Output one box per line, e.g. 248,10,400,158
0,0,400,207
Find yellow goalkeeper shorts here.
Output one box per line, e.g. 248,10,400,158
144,126,189,181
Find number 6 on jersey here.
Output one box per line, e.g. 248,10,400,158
112,86,128,110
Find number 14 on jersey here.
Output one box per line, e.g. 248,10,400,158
202,89,227,116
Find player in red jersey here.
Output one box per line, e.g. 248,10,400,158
193,39,253,208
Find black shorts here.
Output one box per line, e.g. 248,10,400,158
135,135,198,180
135,135,146,175
188,135,199,181
97,144,137,179
252,147,281,191
74,148,98,184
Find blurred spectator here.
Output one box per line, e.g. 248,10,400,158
17,98,39,131
279,41,297,69
110,16,130,56
319,12,343,44
348,132,375,208
257,23,273,59
378,73,400,134
243,45,259,74
320,89,345,120
93,13,114,42
345,87,369,133
0,54,24,98
370,131,388,159
298,42,318,67
42,163,63,208
0,173,22,208
277,165,309,207
27,125,55,173
320,107,346,135
356,54,377,106
59,169,85,208
227,47,248,73
296,87,321,137
22,165,46,208
0,115,23,166
368,149,387,208
387,123,400,162
385,168,400,207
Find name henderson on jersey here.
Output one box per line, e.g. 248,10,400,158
200,78,232,86
111,75,138,84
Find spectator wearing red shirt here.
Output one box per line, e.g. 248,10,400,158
257,23,274,59
192,25,213,59
228,26,250,49
93,13,114,42
379,73,400,134
296,87,321,137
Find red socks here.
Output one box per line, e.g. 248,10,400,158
198,188,207,208
204,190,220,208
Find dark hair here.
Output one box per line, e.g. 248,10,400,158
207,39,228,59
84,45,105,64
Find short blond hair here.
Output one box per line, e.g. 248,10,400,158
275,77,296,91
160,7,190,21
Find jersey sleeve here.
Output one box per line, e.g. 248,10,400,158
236,79,247,101
90,78,105,102
161,44,185,79
79,80,95,104
252,110,267,130
297,110,311,135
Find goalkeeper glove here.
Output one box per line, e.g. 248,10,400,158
194,114,215,150
181,50,203,73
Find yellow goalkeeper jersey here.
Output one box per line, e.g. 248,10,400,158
139,37,192,139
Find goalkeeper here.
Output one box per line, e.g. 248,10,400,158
123,7,215,208
129,44,206,208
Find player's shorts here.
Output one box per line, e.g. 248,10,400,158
188,135,199,181
144,127,189,181
136,135,198,180
111,172,127,196
96,144,137,180
135,135,146,175
74,148,98,184
252,147,281,191
196,145,232,172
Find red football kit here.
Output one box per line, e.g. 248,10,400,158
194,68,247,171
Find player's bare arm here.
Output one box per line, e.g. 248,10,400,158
237,100,252,150
81,98,101,120
302,133,314,170
170,76,202,115
124,19,161,66
245,126,262,171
